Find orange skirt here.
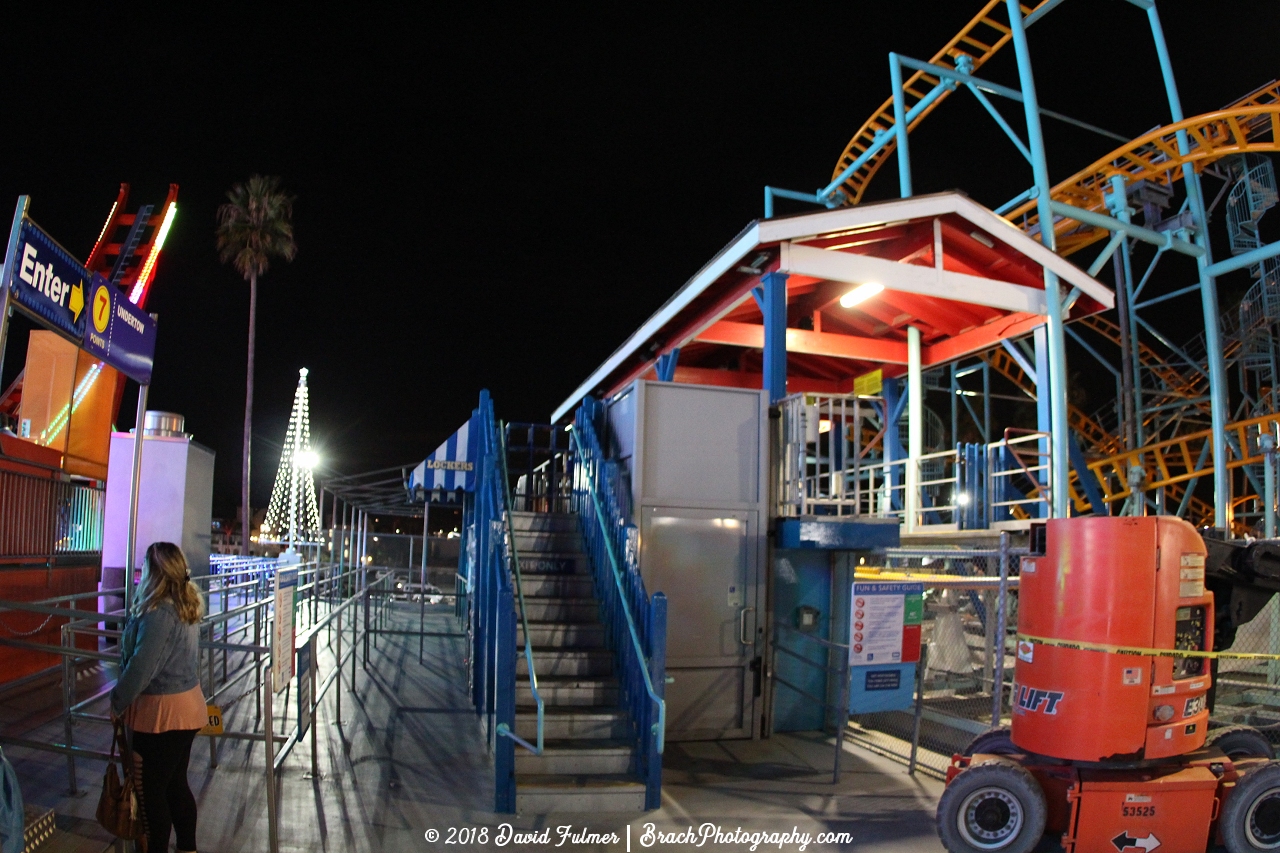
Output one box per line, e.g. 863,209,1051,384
126,684,208,733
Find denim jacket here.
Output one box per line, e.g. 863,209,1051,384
110,600,201,715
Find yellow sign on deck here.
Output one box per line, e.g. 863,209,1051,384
199,704,223,736
854,369,883,397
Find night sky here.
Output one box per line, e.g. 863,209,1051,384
1,2,1277,516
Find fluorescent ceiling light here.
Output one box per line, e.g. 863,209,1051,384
839,282,884,308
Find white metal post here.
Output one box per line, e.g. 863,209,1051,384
124,386,150,614
906,326,923,533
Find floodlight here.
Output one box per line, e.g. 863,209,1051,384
839,282,884,308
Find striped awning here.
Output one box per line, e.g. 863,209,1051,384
408,415,477,495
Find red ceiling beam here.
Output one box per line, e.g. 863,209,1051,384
922,312,1043,366
696,320,910,364
658,366,852,395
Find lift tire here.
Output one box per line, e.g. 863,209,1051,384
1210,725,1276,760
1221,760,1280,852
963,728,1018,756
936,760,1046,853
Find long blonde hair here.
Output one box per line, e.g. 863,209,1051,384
134,542,204,624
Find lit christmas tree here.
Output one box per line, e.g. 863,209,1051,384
261,368,321,549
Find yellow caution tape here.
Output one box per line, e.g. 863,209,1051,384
1017,632,1280,662
855,570,1016,586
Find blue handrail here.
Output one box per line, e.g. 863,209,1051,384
569,401,667,782
463,390,526,812
496,423,544,756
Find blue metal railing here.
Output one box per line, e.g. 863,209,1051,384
497,427,545,758
570,398,667,810
463,389,530,813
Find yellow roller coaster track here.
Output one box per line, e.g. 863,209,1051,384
978,346,1123,455
1010,85,1280,256
1066,412,1280,529
830,1,1280,256
828,4,1280,528
829,1,1048,207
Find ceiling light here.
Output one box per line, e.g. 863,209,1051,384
839,282,884,308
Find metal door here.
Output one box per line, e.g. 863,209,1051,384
641,506,760,740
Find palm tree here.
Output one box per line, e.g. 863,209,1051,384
216,175,297,556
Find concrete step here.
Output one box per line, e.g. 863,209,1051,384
518,573,594,598
519,649,613,677
510,512,578,533
515,708,631,740
518,621,605,648
514,530,586,553
520,597,600,623
516,775,647,814
516,552,590,575
518,676,619,708
514,740,634,775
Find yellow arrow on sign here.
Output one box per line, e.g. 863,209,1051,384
68,281,84,322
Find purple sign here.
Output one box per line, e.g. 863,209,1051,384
81,274,157,385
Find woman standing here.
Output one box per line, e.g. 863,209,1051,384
111,542,205,853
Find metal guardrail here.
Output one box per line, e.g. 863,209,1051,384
498,425,544,757
0,558,389,853
571,398,667,810
777,393,1051,528
464,390,522,812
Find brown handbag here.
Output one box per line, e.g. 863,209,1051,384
95,722,147,851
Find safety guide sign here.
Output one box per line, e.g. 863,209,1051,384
272,567,298,691
850,581,923,666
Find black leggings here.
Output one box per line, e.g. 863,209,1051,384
131,729,199,852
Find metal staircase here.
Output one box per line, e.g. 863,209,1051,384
510,510,648,812
1230,154,1280,417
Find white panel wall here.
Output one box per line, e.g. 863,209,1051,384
103,433,216,575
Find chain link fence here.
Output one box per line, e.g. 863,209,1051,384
845,546,1023,778
1212,595,1280,736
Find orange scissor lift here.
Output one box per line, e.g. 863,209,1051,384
938,516,1280,853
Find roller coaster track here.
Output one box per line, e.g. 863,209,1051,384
829,1,1050,207
1066,412,1280,529
1008,83,1280,255
827,4,1280,527
978,346,1123,455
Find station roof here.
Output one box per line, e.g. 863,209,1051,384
552,191,1114,423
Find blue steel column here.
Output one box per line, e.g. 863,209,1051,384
889,54,913,198
1145,3,1231,529
760,272,789,403
1005,0,1070,518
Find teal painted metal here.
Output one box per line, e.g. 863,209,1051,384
1048,200,1202,256
888,54,912,198
816,77,949,205
894,54,1128,144
569,402,667,807
996,185,1039,216
1143,1,1231,527
1207,240,1280,279
764,186,823,218
1005,0,1070,518
966,83,1033,163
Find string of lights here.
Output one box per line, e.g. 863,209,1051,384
260,367,321,547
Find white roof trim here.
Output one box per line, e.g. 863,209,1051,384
551,192,1114,423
